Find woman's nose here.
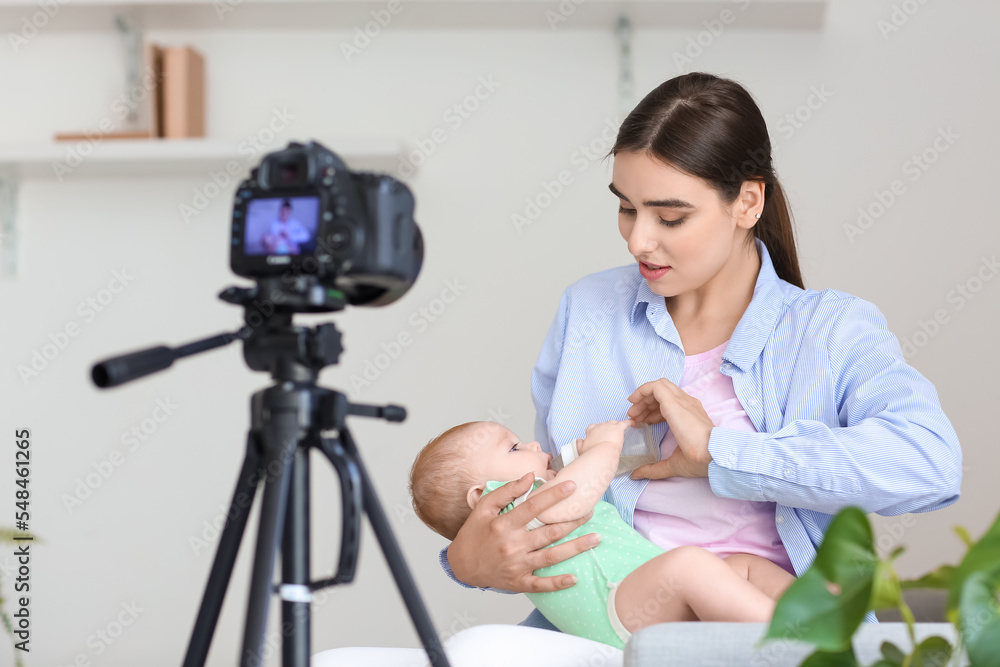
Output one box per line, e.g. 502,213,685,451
626,216,658,256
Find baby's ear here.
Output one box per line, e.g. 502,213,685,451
466,484,486,510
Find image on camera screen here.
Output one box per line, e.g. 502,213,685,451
244,196,321,256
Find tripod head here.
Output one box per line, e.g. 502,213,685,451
221,276,347,382
93,275,354,388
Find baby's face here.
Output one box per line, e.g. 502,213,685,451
468,423,556,484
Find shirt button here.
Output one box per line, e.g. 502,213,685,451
783,468,793,478
776,515,784,524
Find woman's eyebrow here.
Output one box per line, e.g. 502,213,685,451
608,182,694,209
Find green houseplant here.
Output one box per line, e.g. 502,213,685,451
761,506,1000,666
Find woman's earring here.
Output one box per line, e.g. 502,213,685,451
755,213,761,219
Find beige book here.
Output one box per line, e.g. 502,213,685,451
162,45,205,138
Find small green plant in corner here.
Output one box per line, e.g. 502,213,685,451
759,506,1000,667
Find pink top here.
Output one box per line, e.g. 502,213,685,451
632,339,795,574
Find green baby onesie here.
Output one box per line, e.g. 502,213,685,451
483,479,666,649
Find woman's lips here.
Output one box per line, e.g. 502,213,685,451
638,262,671,280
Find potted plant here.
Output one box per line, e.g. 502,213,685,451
761,506,1000,666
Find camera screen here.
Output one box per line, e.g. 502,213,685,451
243,196,321,256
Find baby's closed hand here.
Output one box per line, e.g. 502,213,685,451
579,419,633,453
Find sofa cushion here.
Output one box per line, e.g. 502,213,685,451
624,622,963,666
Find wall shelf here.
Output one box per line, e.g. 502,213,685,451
0,0,828,32
0,137,404,277
0,137,403,179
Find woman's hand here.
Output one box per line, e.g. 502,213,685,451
446,473,599,593
626,378,715,479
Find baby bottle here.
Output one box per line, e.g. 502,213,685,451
614,424,659,476
552,424,659,476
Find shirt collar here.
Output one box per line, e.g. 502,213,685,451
629,237,788,372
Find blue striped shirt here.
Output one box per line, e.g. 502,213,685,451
440,238,962,621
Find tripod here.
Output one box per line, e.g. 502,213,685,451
91,280,450,667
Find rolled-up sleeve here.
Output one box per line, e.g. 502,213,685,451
707,296,962,516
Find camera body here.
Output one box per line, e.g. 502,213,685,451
230,140,423,306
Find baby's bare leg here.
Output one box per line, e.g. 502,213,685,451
614,545,776,633
723,554,796,601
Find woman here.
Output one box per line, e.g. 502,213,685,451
443,70,961,629
316,71,962,665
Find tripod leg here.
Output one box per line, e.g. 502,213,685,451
281,443,310,666
183,433,263,667
240,410,299,667
340,427,452,667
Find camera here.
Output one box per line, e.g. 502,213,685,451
229,140,423,307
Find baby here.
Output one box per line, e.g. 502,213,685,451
409,418,796,650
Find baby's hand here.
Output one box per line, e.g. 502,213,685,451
578,419,633,454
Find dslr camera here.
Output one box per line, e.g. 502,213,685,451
229,140,423,307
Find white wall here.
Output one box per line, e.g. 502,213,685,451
1,0,998,664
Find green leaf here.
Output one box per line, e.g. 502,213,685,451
948,510,1000,614
880,640,906,664
766,506,877,652
958,570,1000,667
954,525,974,549
910,635,953,667
800,647,860,667
871,559,903,610
901,564,956,590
